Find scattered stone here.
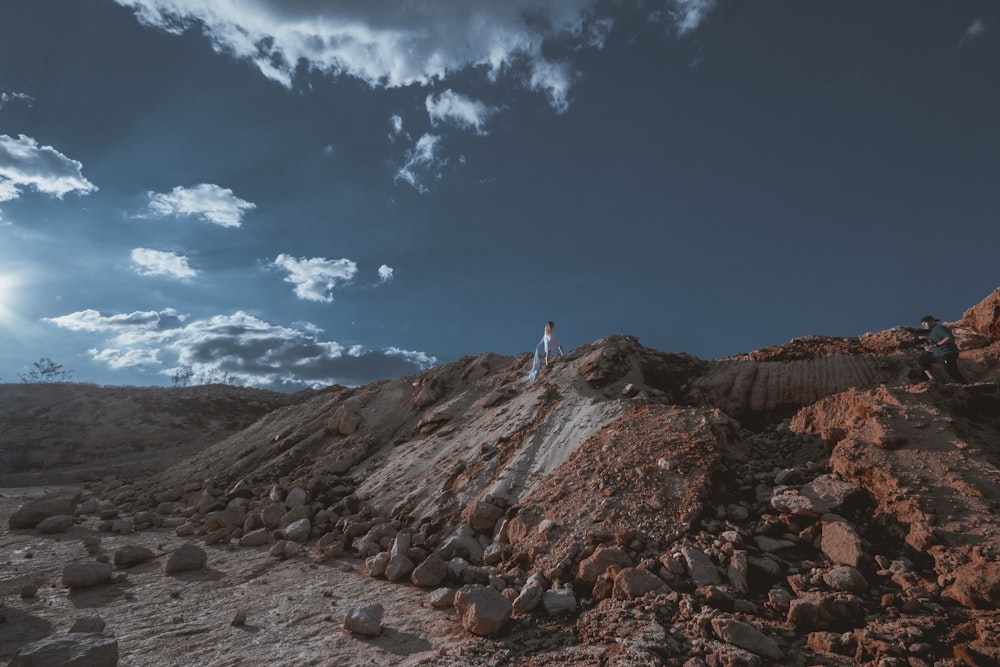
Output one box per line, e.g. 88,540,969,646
344,603,383,636
165,542,207,573
113,545,156,568
454,585,512,636
36,514,75,534
62,561,113,589
9,492,81,529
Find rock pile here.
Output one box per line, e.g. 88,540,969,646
5,286,1000,665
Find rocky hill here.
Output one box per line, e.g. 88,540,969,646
2,288,1000,666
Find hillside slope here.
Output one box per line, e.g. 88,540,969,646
3,287,1000,665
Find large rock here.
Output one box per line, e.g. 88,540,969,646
612,567,670,600
165,542,207,573
820,521,864,568
963,287,1000,339
10,633,118,666
454,584,512,636
9,492,81,529
711,617,783,660
62,562,113,589
344,603,383,636
578,546,631,584
942,561,1000,610
411,553,447,587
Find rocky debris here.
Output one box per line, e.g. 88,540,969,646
344,603,383,636
8,633,118,667
112,545,157,568
8,491,81,529
3,287,1000,665
69,617,107,633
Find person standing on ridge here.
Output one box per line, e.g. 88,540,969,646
526,321,565,382
918,315,967,384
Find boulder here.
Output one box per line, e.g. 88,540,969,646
454,584,512,636
9,633,118,667
9,492,81,529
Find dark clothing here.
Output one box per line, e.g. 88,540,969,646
919,321,966,383
926,323,959,357
918,351,967,383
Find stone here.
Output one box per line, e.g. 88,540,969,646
9,492,81,529
822,566,868,593
612,567,670,600
281,517,312,543
578,546,631,584
465,500,505,533
429,588,457,608
239,528,270,547
541,588,576,615
942,561,1000,610
385,553,415,582
165,542,207,573
680,546,723,586
36,514,75,534
62,561,113,589
711,617,783,660
411,553,446,587
344,603,383,636
113,545,156,568
454,584,512,636
820,521,864,568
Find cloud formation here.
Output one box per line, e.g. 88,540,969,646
113,0,605,109
131,247,197,279
272,254,358,302
45,308,435,388
426,90,497,135
958,19,987,47
0,91,33,109
0,134,97,203
378,264,394,282
144,183,256,228
396,134,445,193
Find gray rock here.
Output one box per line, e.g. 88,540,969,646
411,553,447,587
711,617,783,660
9,492,81,529
113,545,156,568
10,633,118,667
165,542,207,573
429,587,457,608
281,517,311,543
239,528,270,547
385,553,415,582
62,561,113,589
680,546,723,586
541,588,576,615
344,603,383,636
822,565,868,593
36,514,75,534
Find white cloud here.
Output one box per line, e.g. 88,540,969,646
49,308,437,388
672,0,716,36
88,347,161,369
396,134,445,193
0,91,33,109
44,308,184,333
131,248,198,279
272,254,358,302
426,90,497,134
111,0,629,111
388,114,406,141
144,183,255,228
958,19,987,47
0,134,98,203
378,264,394,282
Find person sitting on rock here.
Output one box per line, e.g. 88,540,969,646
918,315,967,384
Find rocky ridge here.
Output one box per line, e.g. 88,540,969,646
3,288,1000,666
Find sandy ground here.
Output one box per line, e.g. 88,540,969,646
0,486,485,667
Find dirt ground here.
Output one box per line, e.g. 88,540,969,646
0,485,486,667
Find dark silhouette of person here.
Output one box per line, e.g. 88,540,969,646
918,315,967,384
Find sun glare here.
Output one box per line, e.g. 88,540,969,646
0,272,25,330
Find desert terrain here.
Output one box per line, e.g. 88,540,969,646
2,288,1000,666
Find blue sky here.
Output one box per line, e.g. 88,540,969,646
1,1,998,390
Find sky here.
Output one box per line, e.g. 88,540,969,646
1,1,998,391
